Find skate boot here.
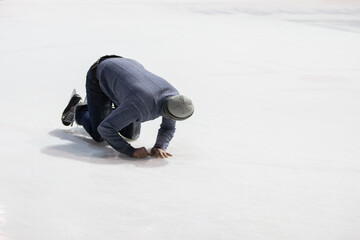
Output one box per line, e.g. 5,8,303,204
61,89,82,126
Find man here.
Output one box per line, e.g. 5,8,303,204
61,55,194,159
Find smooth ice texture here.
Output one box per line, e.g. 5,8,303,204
0,0,360,239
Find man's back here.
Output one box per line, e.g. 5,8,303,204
96,57,179,121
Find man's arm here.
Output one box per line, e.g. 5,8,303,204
153,117,176,151
97,103,139,157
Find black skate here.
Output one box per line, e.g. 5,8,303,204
61,89,82,126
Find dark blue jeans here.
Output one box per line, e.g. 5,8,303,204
75,64,141,142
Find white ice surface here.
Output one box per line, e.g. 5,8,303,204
1,0,360,239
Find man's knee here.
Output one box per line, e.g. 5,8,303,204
119,122,141,140
91,130,104,142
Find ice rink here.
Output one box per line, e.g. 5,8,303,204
1,0,360,239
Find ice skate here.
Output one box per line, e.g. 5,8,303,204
61,89,82,126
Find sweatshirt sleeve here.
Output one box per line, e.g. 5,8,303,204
97,103,138,157
154,117,176,150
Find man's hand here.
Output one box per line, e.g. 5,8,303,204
150,148,173,158
132,147,149,158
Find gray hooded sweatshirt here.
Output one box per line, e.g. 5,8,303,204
96,57,179,157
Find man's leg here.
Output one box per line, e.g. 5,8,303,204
119,122,141,140
75,68,112,142
111,104,141,140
